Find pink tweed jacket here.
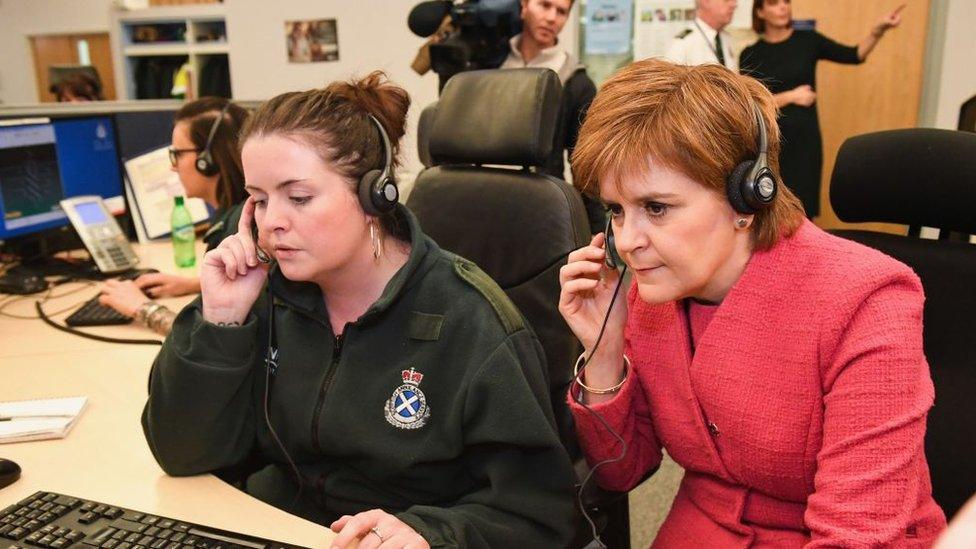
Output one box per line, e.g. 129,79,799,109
570,220,946,547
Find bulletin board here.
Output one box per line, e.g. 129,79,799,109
632,0,695,60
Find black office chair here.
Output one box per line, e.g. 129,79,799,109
829,128,976,520
407,68,630,549
959,94,976,133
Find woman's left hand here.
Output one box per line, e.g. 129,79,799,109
874,3,905,35
98,279,149,318
329,510,429,549
133,272,199,298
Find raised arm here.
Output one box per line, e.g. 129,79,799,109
858,4,904,61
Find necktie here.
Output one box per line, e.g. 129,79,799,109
715,33,727,67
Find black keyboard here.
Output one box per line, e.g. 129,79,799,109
64,270,158,327
0,491,309,549
64,299,131,327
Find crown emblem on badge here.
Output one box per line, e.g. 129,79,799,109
386,367,430,430
401,367,424,385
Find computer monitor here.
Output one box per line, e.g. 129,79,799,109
0,116,124,265
113,109,177,160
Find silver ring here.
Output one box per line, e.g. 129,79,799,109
369,526,385,542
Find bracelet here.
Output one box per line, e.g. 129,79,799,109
135,300,161,325
573,352,630,394
146,305,174,335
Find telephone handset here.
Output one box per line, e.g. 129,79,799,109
604,217,622,269
251,218,272,264
59,196,139,274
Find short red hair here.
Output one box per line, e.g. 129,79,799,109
571,59,804,250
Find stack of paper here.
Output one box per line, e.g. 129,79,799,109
0,396,88,444
123,146,210,243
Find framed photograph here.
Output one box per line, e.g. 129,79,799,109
285,19,339,63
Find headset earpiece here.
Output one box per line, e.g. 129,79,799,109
358,115,399,216
604,217,622,269
726,160,757,214
195,151,218,176
194,103,231,177
726,104,778,214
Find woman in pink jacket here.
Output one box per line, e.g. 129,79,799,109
560,58,946,547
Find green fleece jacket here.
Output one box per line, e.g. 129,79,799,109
142,206,577,548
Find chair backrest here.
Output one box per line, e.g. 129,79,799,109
829,128,976,519
959,94,976,133
407,68,591,443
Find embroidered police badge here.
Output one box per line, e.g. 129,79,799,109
385,367,430,430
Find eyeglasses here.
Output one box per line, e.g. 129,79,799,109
168,147,201,167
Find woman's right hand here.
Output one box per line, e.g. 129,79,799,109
98,279,149,318
200,197,269,324
791,85,816,107
559,233,628,361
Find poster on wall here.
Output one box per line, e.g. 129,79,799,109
285,19,339,63
583,0,633,55
632,0,695,61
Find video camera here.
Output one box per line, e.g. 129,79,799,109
408,0,522,89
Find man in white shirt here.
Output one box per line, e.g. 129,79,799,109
499,0,603,233
663,0,738,71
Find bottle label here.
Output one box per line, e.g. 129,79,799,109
172,225,195,241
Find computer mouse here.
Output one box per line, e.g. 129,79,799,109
0,458,21,489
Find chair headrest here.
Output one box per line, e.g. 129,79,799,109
830,128,976,235
428,68,561,167
417,103,438,169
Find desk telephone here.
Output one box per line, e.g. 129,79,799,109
59,196,139,274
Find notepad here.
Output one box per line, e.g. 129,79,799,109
0,396,88,444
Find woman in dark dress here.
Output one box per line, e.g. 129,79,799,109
740,0,904,218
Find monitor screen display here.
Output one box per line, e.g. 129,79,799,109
0,116,122,240
74,201,108,225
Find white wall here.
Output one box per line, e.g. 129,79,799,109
731,1,753,29
930,0,976,129
224,0,430,186
0,0,116,104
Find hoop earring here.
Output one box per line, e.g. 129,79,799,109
369,220,382,259
735,218,749,229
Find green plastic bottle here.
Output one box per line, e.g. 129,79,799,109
171,196,196,268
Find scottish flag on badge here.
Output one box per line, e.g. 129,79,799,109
385,367,430,429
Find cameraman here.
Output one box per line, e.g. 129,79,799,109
499,0,603,233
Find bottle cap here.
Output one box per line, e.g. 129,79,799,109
174,196,184,206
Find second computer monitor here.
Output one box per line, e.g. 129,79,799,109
0,116,123,242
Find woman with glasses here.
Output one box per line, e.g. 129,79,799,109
98,97,250,334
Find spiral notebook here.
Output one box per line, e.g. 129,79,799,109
0,396,88,444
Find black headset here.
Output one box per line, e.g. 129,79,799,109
358,113,400,216
726,103,778,215
604,102,777,269
195,103,232,177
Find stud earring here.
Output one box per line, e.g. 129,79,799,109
735,218,749,229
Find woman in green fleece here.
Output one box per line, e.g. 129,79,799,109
142,71,577,549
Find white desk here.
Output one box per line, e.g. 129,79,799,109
0,243,335,548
